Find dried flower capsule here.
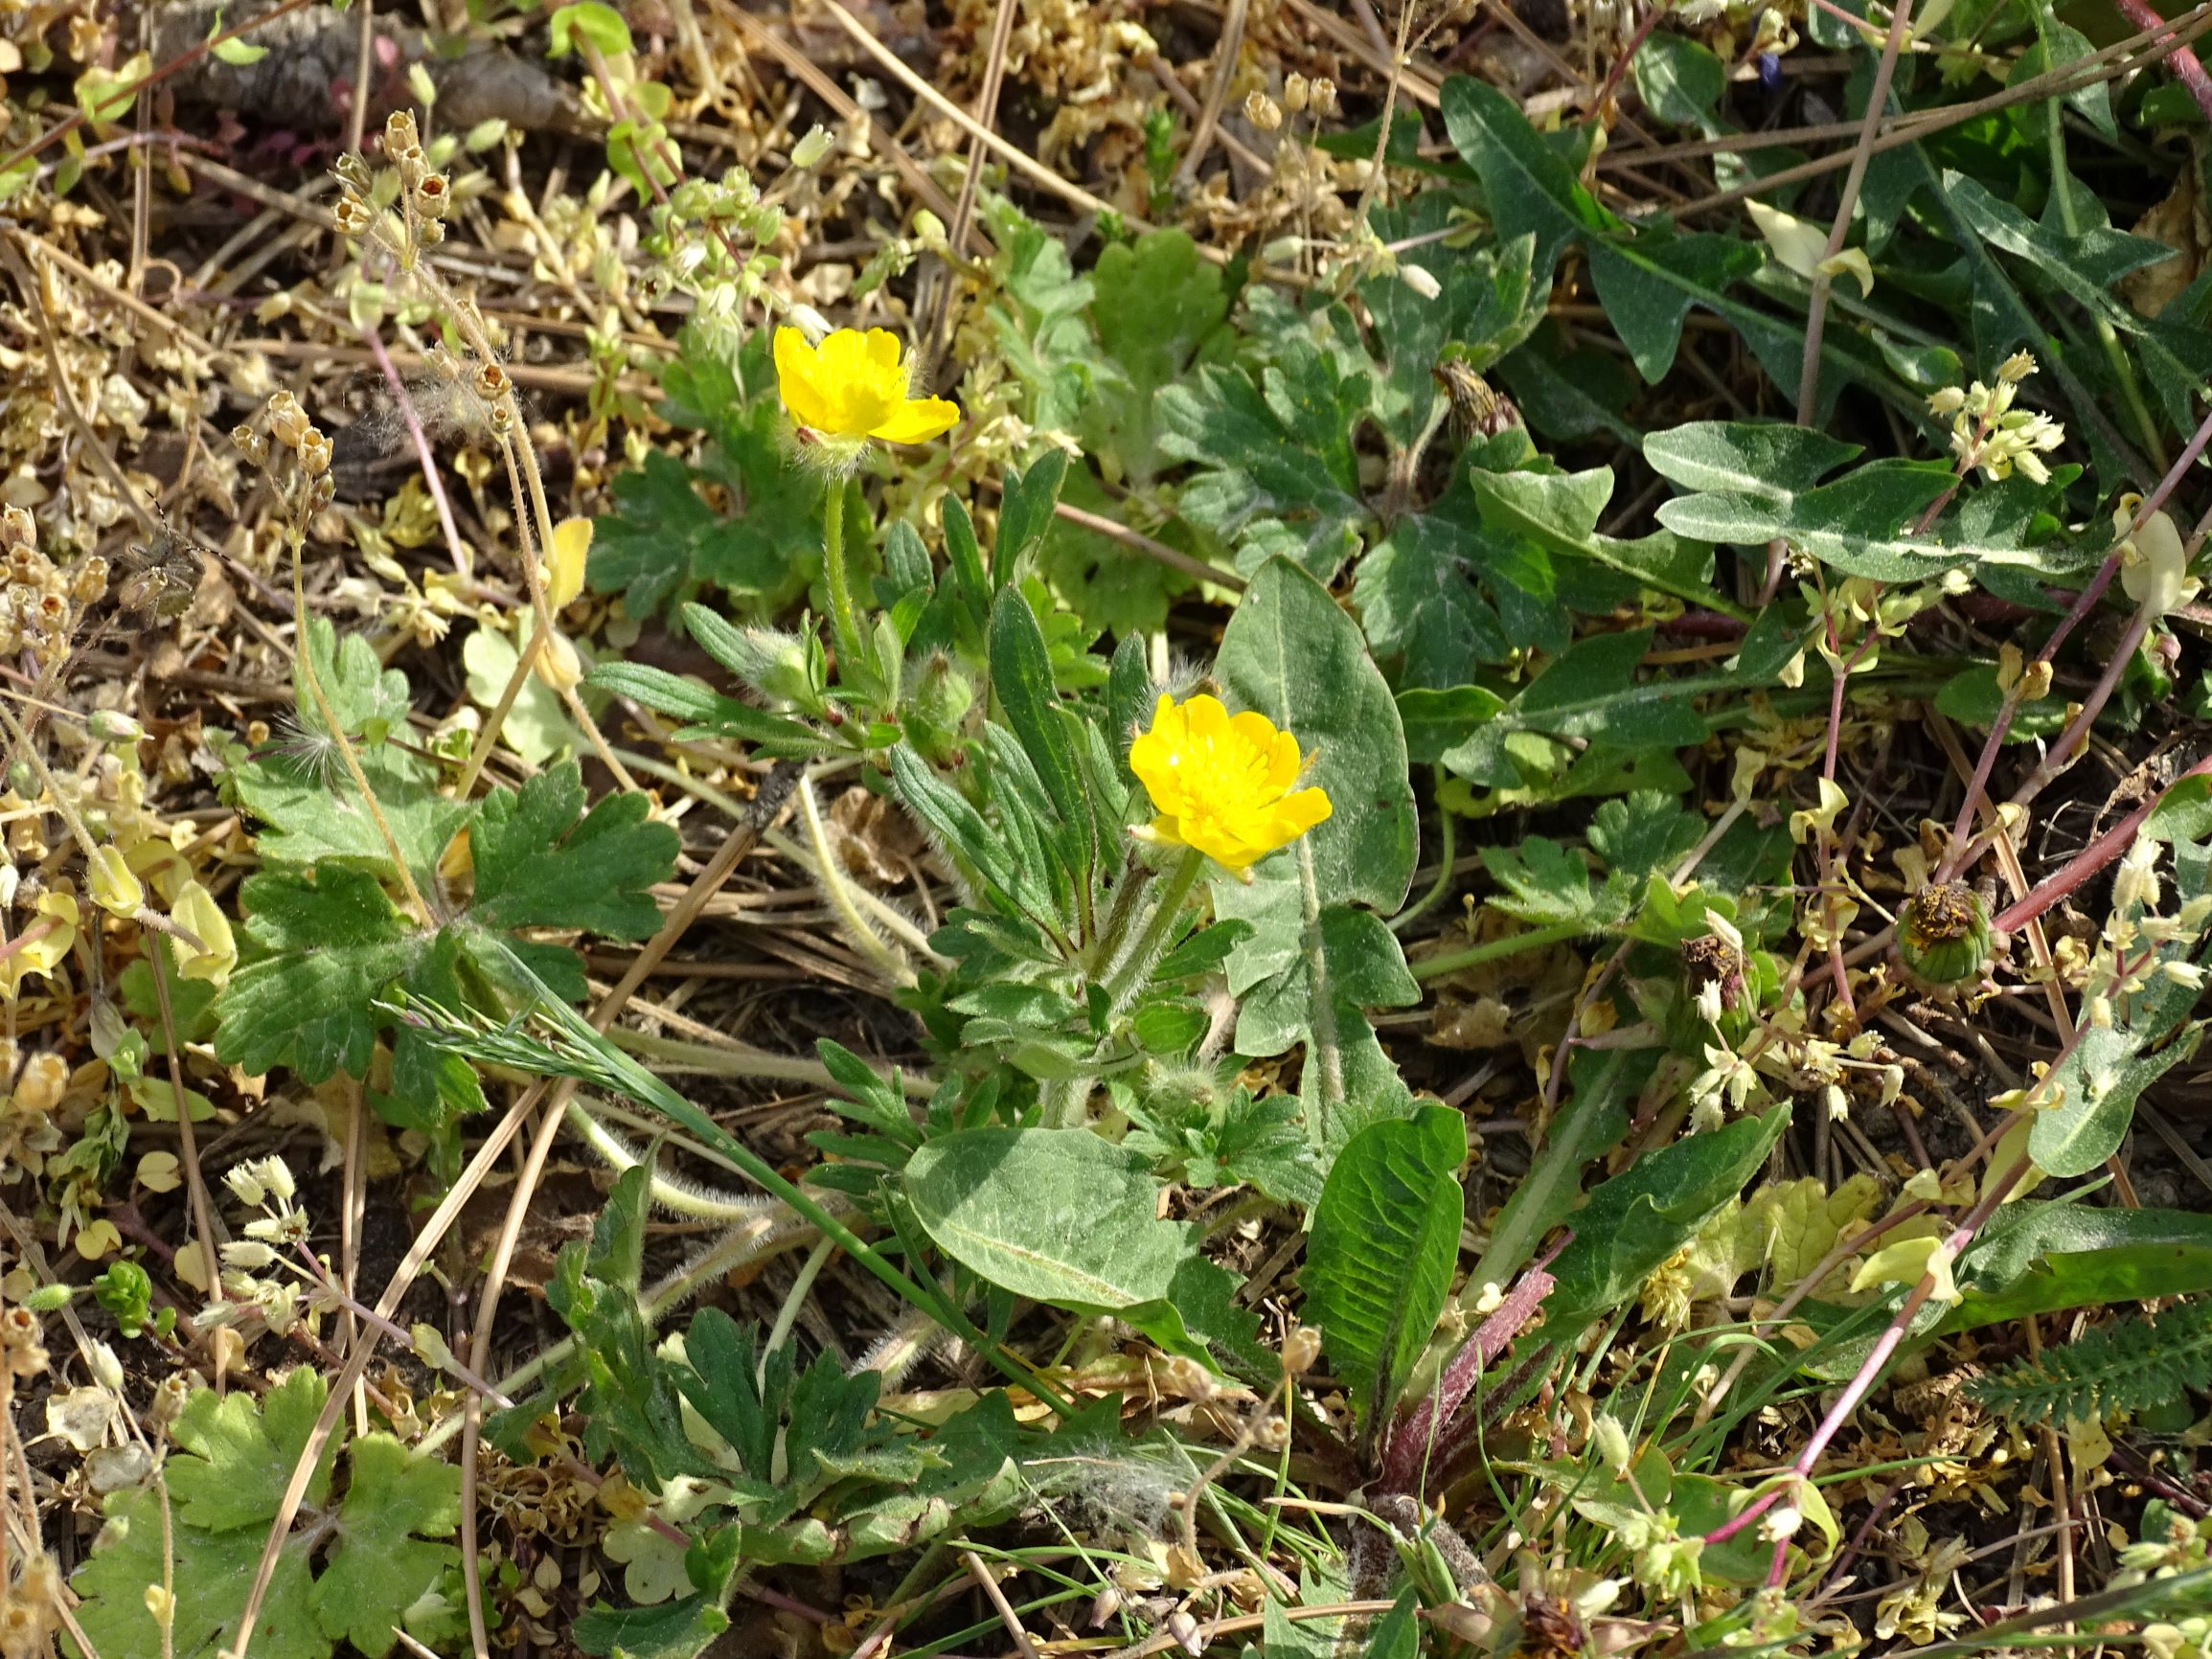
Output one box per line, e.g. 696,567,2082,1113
0,507,31,552
332,194,374,236
265,391,308,450
298,429,332,478
1245,89,1284,131
149,1374,190,1427
333,152,374,192
1311,77,1337,116
1283,73,1310,113
70,556,106,605
1896,881,1993,989
232,423,267,466
383,109,420,157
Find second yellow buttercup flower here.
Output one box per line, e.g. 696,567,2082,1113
774,327,959,448
1129,693,1332,875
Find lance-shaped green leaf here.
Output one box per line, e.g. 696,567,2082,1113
1215,558,1417,909
1543,1104,1789,1326
1303,1105,1468,1430
1441,627,1709,788
1441,77,1759,383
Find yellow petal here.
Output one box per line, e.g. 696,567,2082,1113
87,845,143,919
546,516,593,609
169,879,237,989
870,396,960,445
862,328,905,375
774,327,838,431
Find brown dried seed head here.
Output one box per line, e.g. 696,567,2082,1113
383,110,421,157
1283,73,1310,113
475,361,512,398
413,173,452,219
1245,90,1284,131
332,195,374,236
232,422,268,466
0,506,30,552
298,429,333,478
1311,77,1337,116
334,152,373,192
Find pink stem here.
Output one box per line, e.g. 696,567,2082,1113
1381,1240,1566,1494
1705,1145,2035,1556
1941,395,2212,878
2111,0,2212,123
0,920,57,966
1995,753,2212,934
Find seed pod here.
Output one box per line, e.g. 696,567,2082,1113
411,172,453,220
1896,880,1993,989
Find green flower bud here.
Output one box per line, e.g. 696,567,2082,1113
1897,881,1993,989
903,654,974,765
85,709,145,745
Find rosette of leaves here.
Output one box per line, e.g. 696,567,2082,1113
213,620,678,1170
495,1166,1030,1657
886,585,1251,1091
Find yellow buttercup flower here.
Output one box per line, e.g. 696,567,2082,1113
773,327,959,447
1129,693,1332,875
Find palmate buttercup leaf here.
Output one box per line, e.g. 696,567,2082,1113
68,1371,462,1659
213,761,677,1122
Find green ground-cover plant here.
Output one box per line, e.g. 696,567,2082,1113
12,0,2212,1651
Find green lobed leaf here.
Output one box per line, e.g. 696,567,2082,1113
311,1435,465,1656
168,1368,336,1531
468,760,679,942
214,868,425,1084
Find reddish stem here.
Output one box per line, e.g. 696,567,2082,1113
1994,754,2212,934
1380,1240,1566,1494
2110,0,2212,123
1940,395,2212,879
1704,1145,2035,1558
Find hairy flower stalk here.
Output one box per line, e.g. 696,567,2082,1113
772,326,956,672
